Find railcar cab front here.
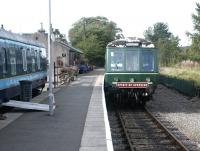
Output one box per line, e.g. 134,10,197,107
104,37,158,105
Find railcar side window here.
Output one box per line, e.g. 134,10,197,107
126,51,139,71
110,51,124,71
0,48,3,78
1,48,7,74
31,49,36,72
26,48,31,73
9,47,16,75
141,51,154,72
36,49,41,70
22,48,27,71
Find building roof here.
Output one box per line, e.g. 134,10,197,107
58,41,83,54
107,37,154,48
0,29,45,48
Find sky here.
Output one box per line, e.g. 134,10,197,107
0,0,199,46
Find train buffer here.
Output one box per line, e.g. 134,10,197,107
2,100,55,111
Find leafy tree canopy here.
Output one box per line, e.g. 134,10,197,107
68,16,122,66
144,22,180,66
52,28,68,43
188,2,200,55
144,22,172,47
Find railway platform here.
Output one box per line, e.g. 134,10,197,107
0,69,113,151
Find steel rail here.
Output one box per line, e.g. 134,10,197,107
145,107,190,151
117,111,135,151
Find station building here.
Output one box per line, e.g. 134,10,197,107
22,27,83,68
22,26,83,86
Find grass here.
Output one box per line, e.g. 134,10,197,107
160,67,200,87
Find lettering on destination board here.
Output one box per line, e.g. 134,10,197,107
116,82,148,88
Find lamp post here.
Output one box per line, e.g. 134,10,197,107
48,0,55,115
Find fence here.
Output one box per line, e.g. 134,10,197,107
54,63,78,88
159,75,200,97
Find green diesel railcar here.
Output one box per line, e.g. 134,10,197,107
104,38,158,105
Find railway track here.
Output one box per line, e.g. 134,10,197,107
108,106,199,151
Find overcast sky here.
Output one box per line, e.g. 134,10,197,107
0,0,198,46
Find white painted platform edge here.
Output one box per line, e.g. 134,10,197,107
102,75,114,151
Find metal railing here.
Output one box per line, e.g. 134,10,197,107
159,74,200,97
54,63,78,88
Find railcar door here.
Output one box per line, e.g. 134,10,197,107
21,47,27,74
15,44,23,75
0,45,8,78
31,48,36,72
0,46,3,79
8,45,17,76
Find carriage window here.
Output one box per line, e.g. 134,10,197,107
141,51,154,72
9,47,16,75
10,58,16,76
10,57,16,75
126,51,139,71
36,50,41,70
31,49,36,72
9,47,15,55
1,48,7,74
110,51,124,71
22,48,27,71
27,48,31,57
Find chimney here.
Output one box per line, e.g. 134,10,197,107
38,23,45,33
1,24,4,30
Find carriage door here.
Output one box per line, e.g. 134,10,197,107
31,48,36,72
0,47,3,78
9,45,17,76
0,44,8,78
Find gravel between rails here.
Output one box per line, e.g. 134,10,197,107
146,84,200,149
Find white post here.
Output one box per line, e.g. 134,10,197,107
48,0,55,115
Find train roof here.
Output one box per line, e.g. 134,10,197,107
0,29,45,48
107,37,155,48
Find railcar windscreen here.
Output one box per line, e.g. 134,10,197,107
110,51,124,71
141,51,154,72
108,48,155,72
126,51,139,71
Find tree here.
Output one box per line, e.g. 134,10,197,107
52,28,68,43
157,35,180,66
144,22,171,47
188,2,200,56
68,16,122,66
144,22,180,66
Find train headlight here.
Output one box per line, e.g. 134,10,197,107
130,78,134,82
146,77,151,82
114,77,119,82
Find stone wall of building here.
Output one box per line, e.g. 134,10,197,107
23,31,70,67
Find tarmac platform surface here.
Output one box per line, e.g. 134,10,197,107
0,69,112,151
